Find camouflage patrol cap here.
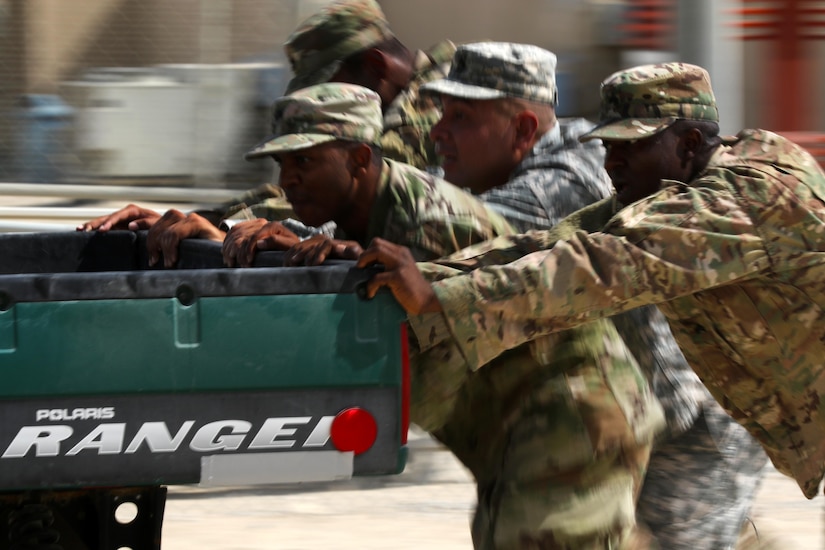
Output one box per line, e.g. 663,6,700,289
284,0,395,95
580,62,719,142
244,83,383,160
420,42,557,105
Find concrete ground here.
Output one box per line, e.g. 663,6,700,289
159,431,825,550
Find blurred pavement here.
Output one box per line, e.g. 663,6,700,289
160,429,825,549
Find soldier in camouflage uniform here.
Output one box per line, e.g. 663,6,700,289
420,43,768,549
282,0,454,172
218,0,458,263
358,62,825,512
78,0,455,265
420,42,615,230
239,82,511,266
397,43,666,549
218,0,459,265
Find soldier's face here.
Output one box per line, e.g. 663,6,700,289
431,96,520,194
274,142,355,227
602,129,681,205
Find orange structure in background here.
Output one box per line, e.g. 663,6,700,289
733,0,825,165
620,0,676,50
732,0,825,131
777,132,825,166
624,0,825,167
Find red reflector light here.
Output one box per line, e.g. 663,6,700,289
330,407,378,455
400,322,410,445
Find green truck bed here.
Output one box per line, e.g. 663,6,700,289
0,231,409,549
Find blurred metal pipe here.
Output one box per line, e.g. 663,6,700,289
0,183,239,203
0,207,132,219
0,221,75,233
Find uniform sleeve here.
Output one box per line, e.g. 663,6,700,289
401,212,512,262
406,197,618,351
214,184,290,220
428,184,770,370
380,177,515,262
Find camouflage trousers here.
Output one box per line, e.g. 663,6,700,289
427,322,666,550
636,402,769,549
471,442,655,550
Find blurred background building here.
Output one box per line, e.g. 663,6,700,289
0,0,823,188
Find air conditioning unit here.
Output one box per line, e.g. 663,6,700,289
61,69,197,182
155,63,287,187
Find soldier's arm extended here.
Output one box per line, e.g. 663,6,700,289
410,182,768,370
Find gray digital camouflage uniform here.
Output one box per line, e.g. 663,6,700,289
415,43,666,550
478,120,611,233
409,63,825,503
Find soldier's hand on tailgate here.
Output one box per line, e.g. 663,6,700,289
76,204,162,232
284,235,362,266
147,210,224,268
223,220,300,267
357,238,442,314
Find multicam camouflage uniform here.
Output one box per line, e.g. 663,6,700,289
415,43,666,550
482,118,768,549
282,0,396,94
340,157,512,259
379,40,455,171
410,63,825,504
219,0,455,223
216,183,293,223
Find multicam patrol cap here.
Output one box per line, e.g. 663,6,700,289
284,0,395,94
580,62,719,142
420,42,557,105
244,83,383,160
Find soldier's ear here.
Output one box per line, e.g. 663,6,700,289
683,127,702,151
347,143,373,176
679,127,703,167
362,48,388,80
513,111,540,153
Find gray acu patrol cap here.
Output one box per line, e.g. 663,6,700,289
580,62,719,142
245,83,383,160
420,42,557,105
284,0,395,95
